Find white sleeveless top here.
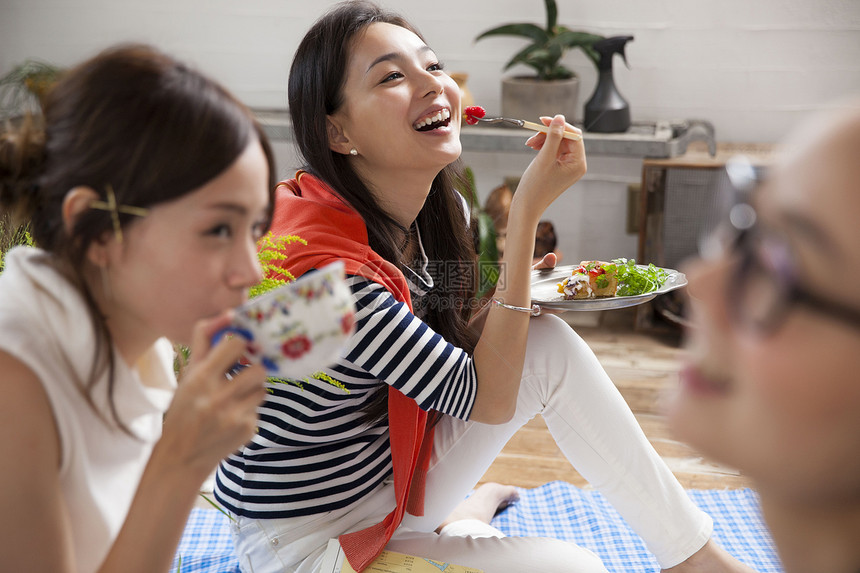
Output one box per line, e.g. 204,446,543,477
0,247,175,573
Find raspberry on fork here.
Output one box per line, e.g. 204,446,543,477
463,105,486,125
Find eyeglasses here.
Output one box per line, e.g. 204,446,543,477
728,226,860,334
707,156,860,335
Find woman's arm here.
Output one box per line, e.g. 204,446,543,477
0,313,267,572
469,116,586,424
0,351,76,571
466,253,559,339
99,315,267,573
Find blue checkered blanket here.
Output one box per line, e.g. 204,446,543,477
171,482,783,572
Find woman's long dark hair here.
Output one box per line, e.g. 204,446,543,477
288,1,477,421
0,44,277,433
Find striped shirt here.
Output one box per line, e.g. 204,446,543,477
214,250,478,519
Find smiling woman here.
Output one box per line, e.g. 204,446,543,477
325,20,465,226
212,3,754,573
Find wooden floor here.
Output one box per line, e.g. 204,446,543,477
477,308,751,491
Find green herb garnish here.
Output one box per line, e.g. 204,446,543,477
611,258,668,296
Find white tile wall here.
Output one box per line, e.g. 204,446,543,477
3,0,859,259
4,0,858,141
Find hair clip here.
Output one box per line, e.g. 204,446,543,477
89,184,148,243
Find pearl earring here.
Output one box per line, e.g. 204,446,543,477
349,148,358,156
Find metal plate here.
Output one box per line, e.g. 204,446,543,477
530,264,687,312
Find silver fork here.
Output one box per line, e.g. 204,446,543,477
471,115,583,141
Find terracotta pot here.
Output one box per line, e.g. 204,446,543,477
501,76,580,124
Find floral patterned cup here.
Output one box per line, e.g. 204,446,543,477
214,261,355,379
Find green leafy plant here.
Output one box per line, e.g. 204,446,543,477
475,0,603,81
0,60,63,119
248,232,306,298
0,221,33,273
455,167,499,299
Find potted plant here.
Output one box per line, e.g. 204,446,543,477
475,0,603,124
0,59,62,120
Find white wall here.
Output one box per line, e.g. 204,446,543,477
3,0,859,261
3,0,859,142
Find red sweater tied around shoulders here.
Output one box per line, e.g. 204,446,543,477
269,171,434,572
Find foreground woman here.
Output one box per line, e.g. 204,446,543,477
670,102,860,573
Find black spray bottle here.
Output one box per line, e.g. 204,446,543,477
584,35,634,133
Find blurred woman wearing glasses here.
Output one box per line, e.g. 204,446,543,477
669,102,860,573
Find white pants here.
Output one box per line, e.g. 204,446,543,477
230,315,712,573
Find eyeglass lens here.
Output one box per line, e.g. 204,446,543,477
732,231,794,333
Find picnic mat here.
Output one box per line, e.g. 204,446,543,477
171,482,783,572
